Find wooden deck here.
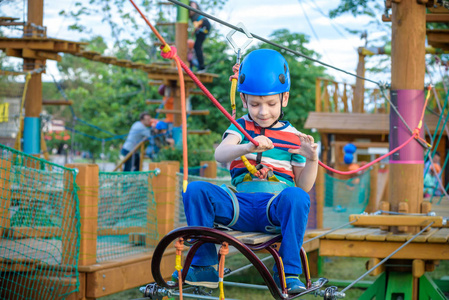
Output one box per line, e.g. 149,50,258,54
306,227,449,260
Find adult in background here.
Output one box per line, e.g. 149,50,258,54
189,1,211,72
121,112,152,171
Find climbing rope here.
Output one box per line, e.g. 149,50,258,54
175,238,185,300
218,242,229,300
129,0,189,191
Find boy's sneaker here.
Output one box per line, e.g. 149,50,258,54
273,272,306,294
172,265,219,289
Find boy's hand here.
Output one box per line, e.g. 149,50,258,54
289,133,318,161
246,135,274,153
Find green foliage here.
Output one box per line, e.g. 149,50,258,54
155,132,221,166
329,0,379,18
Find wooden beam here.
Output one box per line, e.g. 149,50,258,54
98,56,117,64
42,100,73,106
0,39,55,50
349,214,444,227
3,226,61,239
4,48,22,58
146,99,163,105
0,159,11,237
156,109,210,115
188,129,211,135
97,226,146,236
65,164,99,266
320,239,449,260
149,161,179,239
83,249,176,298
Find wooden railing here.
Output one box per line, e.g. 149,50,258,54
315,78,389,113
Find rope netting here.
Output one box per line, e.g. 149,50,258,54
0,143,80,300
323,169,371,228
97,171,158,262
174,173,232,228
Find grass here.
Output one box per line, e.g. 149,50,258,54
99,255,449,300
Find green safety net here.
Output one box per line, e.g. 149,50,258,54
97,171,158,262
323,168,371,228
0,143,80,300
175,173,232,228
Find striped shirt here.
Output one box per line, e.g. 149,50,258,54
224,115,306,187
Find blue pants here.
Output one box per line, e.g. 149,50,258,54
183,181,310,275
120,148,140,172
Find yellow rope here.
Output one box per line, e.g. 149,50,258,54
230,78,237,115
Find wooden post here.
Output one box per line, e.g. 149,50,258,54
366,163,379,213
200,160,217,178
315,166,324,229
175,0,189,63
388,0,426,234
139,142,145,171
353,48,366,113
315,78,321,112
65,164,99,266
0,159,11,237
149,161,180,240
23,0,44,154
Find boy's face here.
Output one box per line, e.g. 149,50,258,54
240,93,289,128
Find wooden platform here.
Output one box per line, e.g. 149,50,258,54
306,227,449,260
305,112,445,135
0,236,155,266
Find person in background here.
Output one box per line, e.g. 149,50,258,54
189,1,211,72
120,112,152,171
147,121,175,159
424,163,443,198
424,151,441,172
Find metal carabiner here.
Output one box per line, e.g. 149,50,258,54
226,22,253,64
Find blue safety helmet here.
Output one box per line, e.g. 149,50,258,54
156,121,168,130
237,49,290,96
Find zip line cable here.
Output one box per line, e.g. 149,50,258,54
304,0,354,45
297,0,335,65
167,0,380,86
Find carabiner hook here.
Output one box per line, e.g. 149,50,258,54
226,22,253,64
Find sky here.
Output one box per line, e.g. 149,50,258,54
0,0,392,87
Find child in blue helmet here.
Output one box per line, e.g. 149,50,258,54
174,49,318,294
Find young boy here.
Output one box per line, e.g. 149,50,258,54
174,49,318,293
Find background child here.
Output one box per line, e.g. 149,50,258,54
189,1,211,72
174,49,318,294
424,162,442,198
